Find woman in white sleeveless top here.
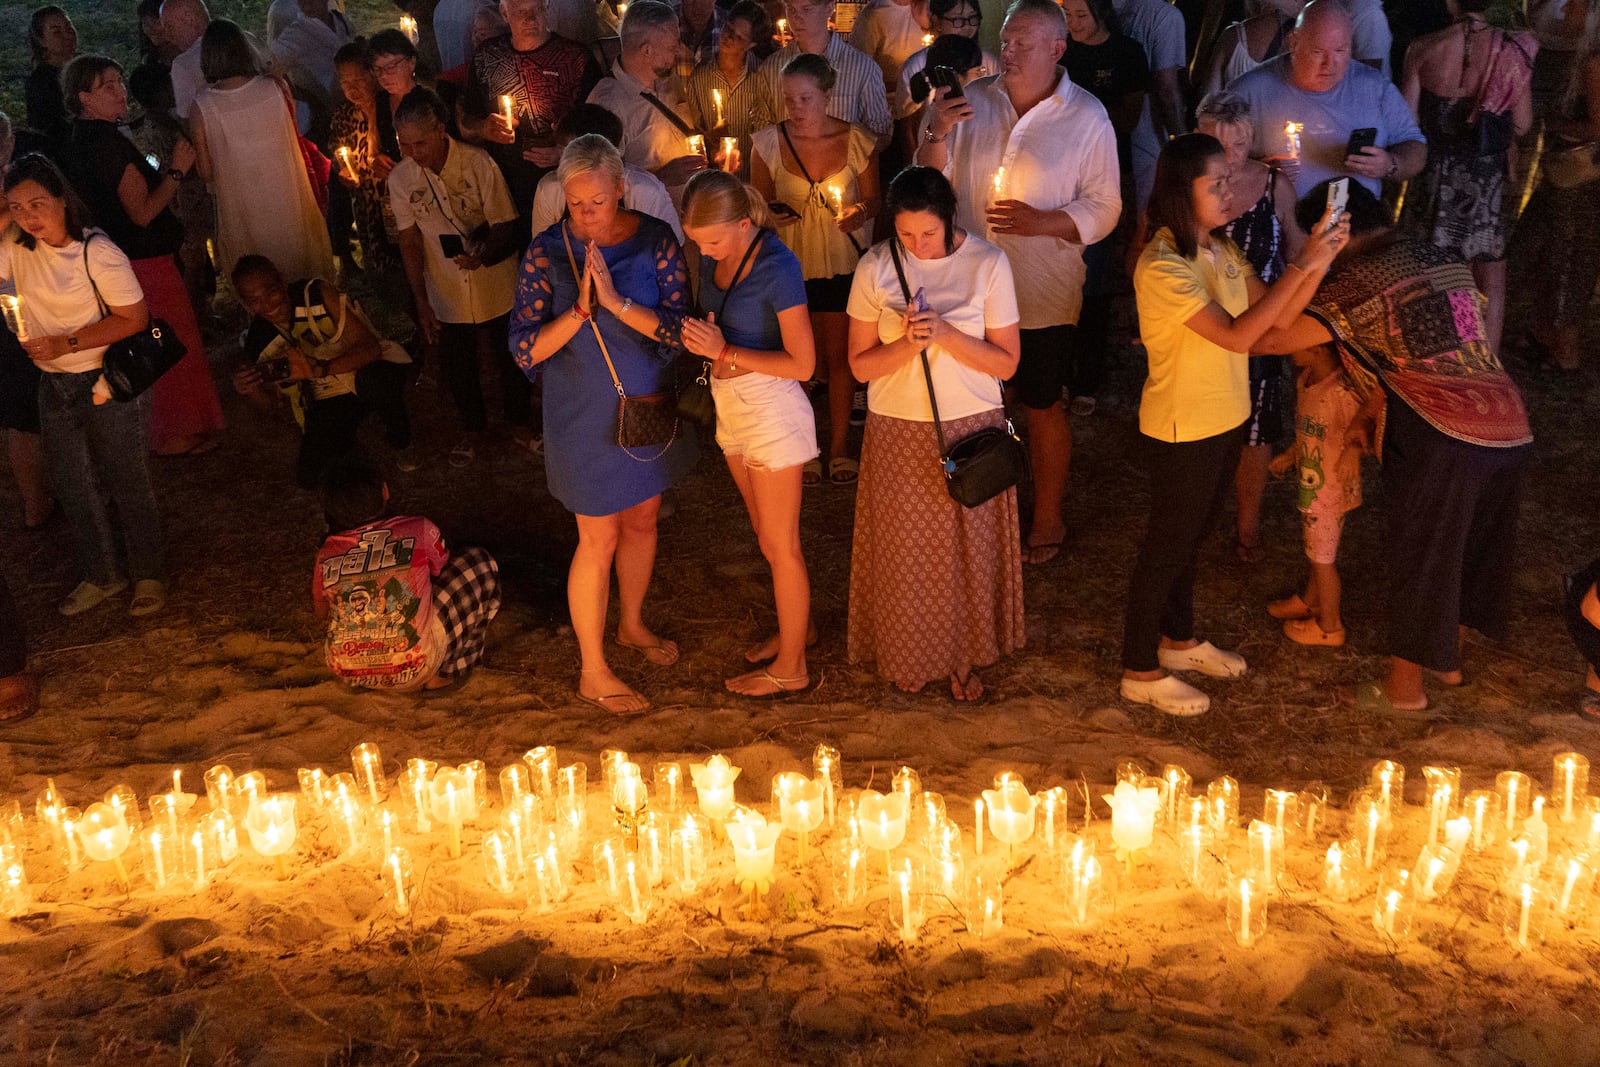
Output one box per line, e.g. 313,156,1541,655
190,19,334,282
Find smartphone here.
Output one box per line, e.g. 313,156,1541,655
438,232,465,258
913,286,929,314
768,201,801,220
1345,127,1377,157
1324,177,1349,232
257,357,295,383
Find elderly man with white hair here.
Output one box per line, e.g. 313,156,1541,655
1231,0,1425,196
160,0,211,124
918,0,1120,565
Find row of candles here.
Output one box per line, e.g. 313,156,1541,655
6,746,1599,955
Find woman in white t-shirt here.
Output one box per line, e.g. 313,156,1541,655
844,166,1021,702
1,154,166,618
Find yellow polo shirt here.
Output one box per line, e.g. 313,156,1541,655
1134,229,1254,443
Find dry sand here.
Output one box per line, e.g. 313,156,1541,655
0,297,1596,1067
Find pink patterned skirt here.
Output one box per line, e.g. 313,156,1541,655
847,409,1025,690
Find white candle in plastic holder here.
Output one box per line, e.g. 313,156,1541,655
385,846,415,916
245,795,298,878
1227,874,1267,948
351,743,387,805
690,754,740,822
1553,753,1588,824
77,802,132,889
430,768,472,859
857,789,908,871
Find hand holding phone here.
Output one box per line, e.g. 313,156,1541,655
1323,177,1348,233
1345,127,1377,157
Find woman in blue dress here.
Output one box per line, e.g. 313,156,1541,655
510,134,695,714
680,169,818,696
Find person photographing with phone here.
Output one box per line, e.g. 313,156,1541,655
1231,1,1427,198
390,89,536,468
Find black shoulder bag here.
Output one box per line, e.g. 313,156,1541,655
83,234,186,402
678,229,767,429
888,238,1026,509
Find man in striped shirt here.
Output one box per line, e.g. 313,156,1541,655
755,0,894,144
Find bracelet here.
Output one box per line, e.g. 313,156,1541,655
717,341,734,363
569,304,590,321
619,297,633,316
924,128,946,144
728,347,738,372
1386,155,1398,178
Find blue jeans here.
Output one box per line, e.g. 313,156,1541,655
39,370,165,585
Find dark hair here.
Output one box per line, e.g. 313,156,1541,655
201,20,264,83
1145,132,1226,260
393,86,450,128
556,103,625,146
230,253,282,289
334,38,374,69
727,0,769,42
321,453,388,533
60,55,122,117
885,165,959,254
930,0,978,21
783,52,838,92
1294,177,1391,236
368,27,419,61
1067,0,1119,36
926,33,983,73
2,153,91,250
128,63,176,113
29,6,70,67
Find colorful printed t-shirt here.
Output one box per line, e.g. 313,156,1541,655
314,516,449,690
1294,367,1363,517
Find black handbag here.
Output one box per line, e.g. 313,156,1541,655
83,235,185,403
888,239,1026,508
562,223,678,460
678,228,767,429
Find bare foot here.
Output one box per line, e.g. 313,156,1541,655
742,624,819,663
423,674,456,690
577,668,650,714
949,672,984,702
894,680,925,694
725,666,809,696
617,628,680,666
1024,526,1065,565
1428,668,1464,686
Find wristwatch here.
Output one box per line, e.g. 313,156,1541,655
619,297,633,316
1385,154,1398,179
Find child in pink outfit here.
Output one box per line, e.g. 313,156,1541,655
1268,343,1363,645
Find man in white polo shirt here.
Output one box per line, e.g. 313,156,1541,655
389,89,534,467
918,0,1120,564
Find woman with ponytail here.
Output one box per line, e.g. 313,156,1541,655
680,169,819,696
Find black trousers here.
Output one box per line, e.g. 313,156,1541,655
1382,400,1529,671
1121,423,1247,672
437,314,529,433
295,361,412,489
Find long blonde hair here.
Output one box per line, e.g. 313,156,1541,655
682,169,775,232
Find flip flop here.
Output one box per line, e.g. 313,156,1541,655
725,669,810,697
129,579,166,618
1578,690,1600,724
949,672,985,703
828,457,859,484
1352,681,1433,721
802,459,822,486
617,637,679,666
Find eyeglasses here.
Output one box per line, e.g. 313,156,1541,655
372,57,412,75
940,13,981,27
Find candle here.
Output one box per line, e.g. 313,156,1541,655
1206,777,1239,838
637,813,667,887
1465,789,1498,852
973,797,984,857
351,743,386,805
245,795,297,878
1298,783,1328,840
399,13,418,43
687,133,706,159
385,846,414,916
78,802,132,889
1039,787,1070,852
1414,843,1453,901
430,768,471,859
858,790,908,874
1553,752,1588,824
1160,765,1190,828
669,815,709,893
1180,823,1212,887
618,1,627,19
623,856,650,924
992,166,1006,203
1262,789,1297,839
338,146,356,183
0,295,27,342
1323,841,1354,902
689,754,740,822
983,780,1035,867
203,765,234,814
898,868,916,942
812,744,841,827
826,183,844,221
501,94,516,132
653,763,683,815
499,763,531,809
104,785,143,832
1246,820,1282,886
484,830,516,894
144,825,170,888
726,808,782,913
1369,760,1403,819
1373,872,1411,938
1422,766,1460,846
776,774,824,864
190,830,206,890
712,88,725,127
1103,780,1159,859
1228,875,1262,948
721,136,738,171
297,768,328,810
1063,839,1100,927
1495,771,1529,834
1553,855,1592,921
1283,120,1301,158
1509,881,1538,950
777,17,789,41
523,746,558,798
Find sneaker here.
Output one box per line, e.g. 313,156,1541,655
849,387,867,427
1283,617,1345,646
1158,641,1247,679
1069,395,1097,417
1121,674,1210,716
59,578,128,617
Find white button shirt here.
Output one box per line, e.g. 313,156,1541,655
933,70,1121,329
587,62,699,174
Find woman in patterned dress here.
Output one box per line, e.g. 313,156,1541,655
329,41,401,275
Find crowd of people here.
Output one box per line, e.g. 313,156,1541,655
0,0,1597,724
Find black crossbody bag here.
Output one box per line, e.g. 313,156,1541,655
678,229,766,429
888,238,1026,508
83,235,186,402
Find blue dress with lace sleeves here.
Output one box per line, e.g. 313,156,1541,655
510,212,697,516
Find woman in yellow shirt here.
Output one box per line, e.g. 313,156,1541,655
1120,133,1345,717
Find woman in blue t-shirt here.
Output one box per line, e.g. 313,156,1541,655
680,169,819,697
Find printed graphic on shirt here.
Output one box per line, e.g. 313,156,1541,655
316,519,447,689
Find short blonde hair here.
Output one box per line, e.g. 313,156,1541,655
682,169,775,231
557,133,625,189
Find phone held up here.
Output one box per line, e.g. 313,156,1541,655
1323,177,1349,232
1345,127,1377,157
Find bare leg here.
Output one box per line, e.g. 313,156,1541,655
815,311,852,466
725,461,811,695
1309,560,1341,632
613,495,673,659
1234,443,1271,559
1121,637,1201,683
1472,259,1508,358
1024,400,1070,562
570,512,646,711
8,431,50,527
1382,656,1428,709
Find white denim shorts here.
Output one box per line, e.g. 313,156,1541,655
711,373,819,472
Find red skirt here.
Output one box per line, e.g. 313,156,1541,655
132,255,224,451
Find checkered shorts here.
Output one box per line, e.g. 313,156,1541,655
432,548,501,677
